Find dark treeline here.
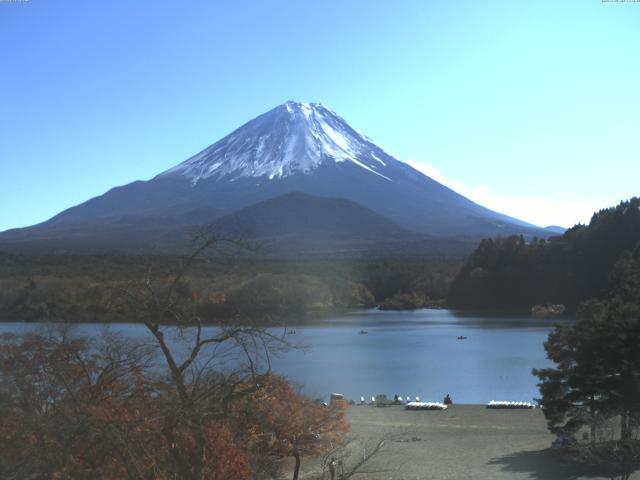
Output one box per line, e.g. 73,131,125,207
448,197,640,312
0,252,461,323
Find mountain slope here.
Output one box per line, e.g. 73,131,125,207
0,101,549,252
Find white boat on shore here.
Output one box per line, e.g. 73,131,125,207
405,401,448,411
487,400,534,409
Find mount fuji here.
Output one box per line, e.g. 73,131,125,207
0,101,548,252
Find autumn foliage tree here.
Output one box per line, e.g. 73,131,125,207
1,235,350,479
0,330,160,479
235,375,349,480
0,332,348,480
0,329,265,479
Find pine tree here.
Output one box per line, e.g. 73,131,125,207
533,246,640,443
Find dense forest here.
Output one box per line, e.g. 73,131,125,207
0,251,460,323
448,197,640,312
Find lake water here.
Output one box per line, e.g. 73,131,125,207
0,309,567,404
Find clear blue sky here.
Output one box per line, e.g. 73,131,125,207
1,0,638,230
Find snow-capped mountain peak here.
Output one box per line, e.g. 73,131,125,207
0,101,551,251
161,101,395,184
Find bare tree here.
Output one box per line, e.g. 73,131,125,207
110,234,291,479
318,431,414,479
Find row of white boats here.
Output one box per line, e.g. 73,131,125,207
405,400,536,410
486,400,535,409
406,401,448,410
356,396,536,410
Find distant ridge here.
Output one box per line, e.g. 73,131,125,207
215,192,406,239
544,225,566,235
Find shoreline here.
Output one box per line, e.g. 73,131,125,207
0,306,573,326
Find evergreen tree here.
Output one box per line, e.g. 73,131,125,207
533,246,640,443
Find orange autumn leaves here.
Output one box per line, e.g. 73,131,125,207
246,376,349,454
0,333,349,480
233,375,349,479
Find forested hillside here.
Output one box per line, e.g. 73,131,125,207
0,253,459,323
448,197,640,311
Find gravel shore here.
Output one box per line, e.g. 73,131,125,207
294,404,638,480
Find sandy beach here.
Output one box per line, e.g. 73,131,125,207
293,404,639,480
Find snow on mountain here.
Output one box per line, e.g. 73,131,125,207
0,100,552,252
161,101,393,183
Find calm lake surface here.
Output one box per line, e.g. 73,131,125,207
0,309,568,404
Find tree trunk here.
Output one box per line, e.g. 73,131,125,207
621,409,630,441
195,419,206,480
590,395,597,446
292,450,301,480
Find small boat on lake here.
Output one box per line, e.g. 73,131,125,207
457,335,467,340
359,330,368,335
